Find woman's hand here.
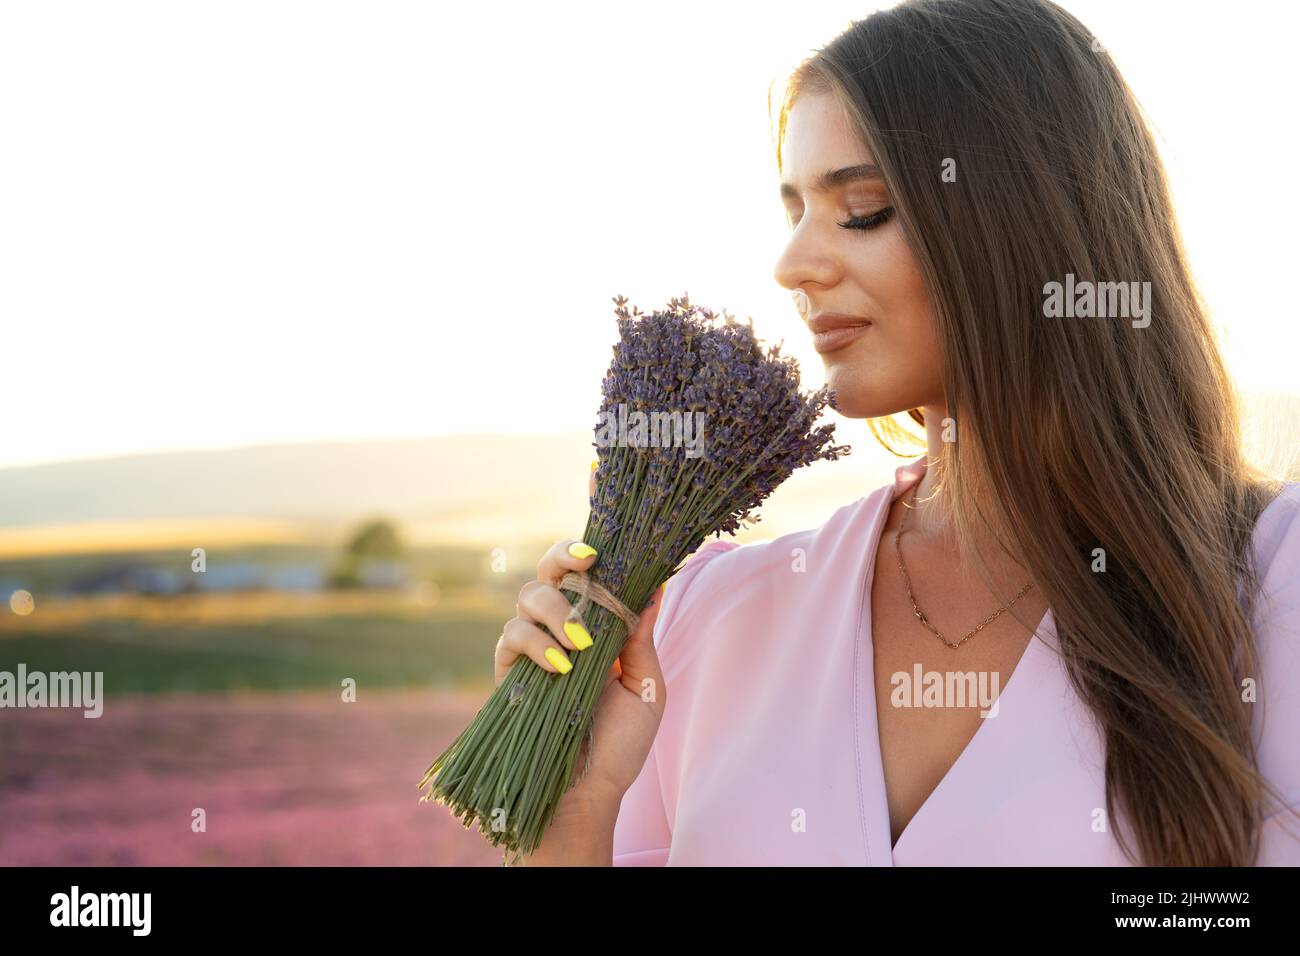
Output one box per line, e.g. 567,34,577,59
493,464,669,809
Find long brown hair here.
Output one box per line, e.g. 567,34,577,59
773,0,1293,865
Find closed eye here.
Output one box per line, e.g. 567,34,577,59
837,207,895,231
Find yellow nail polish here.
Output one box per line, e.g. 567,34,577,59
590,460,599,471
544,647,572,674
564,620,593,650
568,542,597,559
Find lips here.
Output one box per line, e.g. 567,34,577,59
808,312,871,354
808,312,872,334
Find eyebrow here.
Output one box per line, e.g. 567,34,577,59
780,163,883,200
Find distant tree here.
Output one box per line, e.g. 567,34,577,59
326,559,361,589
327,518,407,589
345,519,405,559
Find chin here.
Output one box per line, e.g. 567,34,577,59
822,365,927,421
822,366,883,419
823,386,900,420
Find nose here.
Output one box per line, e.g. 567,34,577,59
772,218,840,305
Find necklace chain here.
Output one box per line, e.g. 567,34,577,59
894,486,1035,650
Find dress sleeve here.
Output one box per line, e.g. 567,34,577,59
611,538,740,866
1251,484,1300,865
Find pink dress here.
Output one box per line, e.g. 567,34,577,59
611,456,1300,865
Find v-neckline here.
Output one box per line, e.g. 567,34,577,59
853,457,1053,863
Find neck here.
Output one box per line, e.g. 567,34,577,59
906,403,955,539
908,404,1005,552
900,404,1031,587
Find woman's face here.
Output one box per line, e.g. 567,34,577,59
774,91,943,419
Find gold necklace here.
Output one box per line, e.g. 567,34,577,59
894,486,1035,650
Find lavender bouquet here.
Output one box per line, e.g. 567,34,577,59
417,293,849,863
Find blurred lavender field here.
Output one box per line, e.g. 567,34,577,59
0,688,500,866
1,421,1293,867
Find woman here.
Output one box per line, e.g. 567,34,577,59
503,0,1300,865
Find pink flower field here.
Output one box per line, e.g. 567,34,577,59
0,689,505,866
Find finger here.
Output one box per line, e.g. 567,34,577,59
536,537,598,588
615,583,667,697
493,633,516,687
589,458,598,498
495,617,574,684
517,579,593,652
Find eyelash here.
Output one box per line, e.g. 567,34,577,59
837,206,895,231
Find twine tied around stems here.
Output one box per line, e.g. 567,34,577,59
557,570,641,636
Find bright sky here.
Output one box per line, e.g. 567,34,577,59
2,0,1294,469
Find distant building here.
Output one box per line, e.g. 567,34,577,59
192,562,266,592
266,564,327,591
131,567,184,595
53,559,334,596
66,562,183,596
357,558,409,589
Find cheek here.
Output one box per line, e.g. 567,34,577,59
846,229,939,357
832,229,945,415
870,228,933,339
